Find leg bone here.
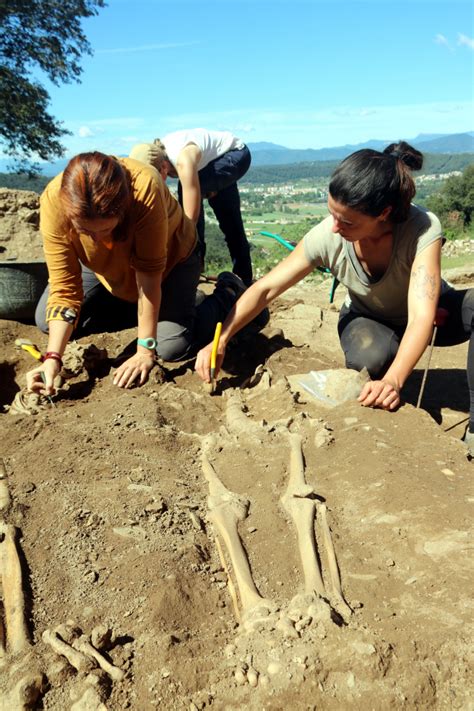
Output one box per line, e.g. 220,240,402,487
280,434,326,597
318,503,352,618
0,523,30,654
202,449,271,614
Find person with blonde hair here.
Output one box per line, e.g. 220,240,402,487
130,128,253,285
28,152,257,394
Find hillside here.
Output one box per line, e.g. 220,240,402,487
0,131,472,180
1,151,473,194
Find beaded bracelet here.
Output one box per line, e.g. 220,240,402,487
43,351,63,367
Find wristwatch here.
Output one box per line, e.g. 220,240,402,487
137,337,157,350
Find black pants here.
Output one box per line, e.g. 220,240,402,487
338,287,474,427
35,248,242,362
178,145,253,286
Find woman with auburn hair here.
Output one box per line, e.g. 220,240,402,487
195,141,474,456
27,151,257,393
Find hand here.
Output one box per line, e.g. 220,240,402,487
113,352,155,389
26,358,61,396
195,341,226,383
358,378,400,411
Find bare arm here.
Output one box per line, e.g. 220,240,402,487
26,319,73,395
113,269,163,388
176,144,202,223
358,239,442,410
195,240,315,382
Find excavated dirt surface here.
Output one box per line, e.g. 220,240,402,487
0,196,474,711
0,264,473,707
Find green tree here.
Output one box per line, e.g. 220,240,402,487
426,164,474,236
0,0,105,172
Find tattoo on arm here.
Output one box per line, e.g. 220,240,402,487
412,265,436,301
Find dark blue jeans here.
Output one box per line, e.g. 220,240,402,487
178,145,253,286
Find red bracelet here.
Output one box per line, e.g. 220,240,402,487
43,351,63,367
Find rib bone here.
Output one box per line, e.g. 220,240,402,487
280,434,326,597
0,523,30,654
202,447,271,615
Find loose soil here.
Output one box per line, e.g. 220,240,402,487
0,203,473,709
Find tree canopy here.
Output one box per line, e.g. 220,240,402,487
0,0,105,171
426,164,474,236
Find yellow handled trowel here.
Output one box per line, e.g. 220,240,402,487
14,338,43,361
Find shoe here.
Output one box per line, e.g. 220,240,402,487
213,271,270,339
215,271,247,301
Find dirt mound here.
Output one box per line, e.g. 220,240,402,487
0,271,472,710
0,188,43,261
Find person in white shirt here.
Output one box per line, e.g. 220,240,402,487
130,128,253,286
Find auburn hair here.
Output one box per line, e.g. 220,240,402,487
60,152,132,238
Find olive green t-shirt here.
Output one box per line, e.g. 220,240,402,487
303,204,443,325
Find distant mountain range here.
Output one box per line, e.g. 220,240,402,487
1,131,473,175
247,132,474,166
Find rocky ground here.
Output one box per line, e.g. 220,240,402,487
0,188,473,710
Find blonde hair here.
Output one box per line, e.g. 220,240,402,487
129,140,168,171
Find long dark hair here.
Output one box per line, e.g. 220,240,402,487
60,152,132,240
329,141,423,222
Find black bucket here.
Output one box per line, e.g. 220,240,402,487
0,261,48,320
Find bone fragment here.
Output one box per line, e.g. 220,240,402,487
0,523,30,653
70,686,107,711
280,434,326,597
42,629,94,673
72,635,125,682
275,615,299,639
9,391,49,416
90,625,113,651
0,458,11,512
247,667,259,687
0,616,5,662
225,393,264,438
318,504,352,618
214,534,241,622
202,449,270,614
234,668,247,685
1,672,45,711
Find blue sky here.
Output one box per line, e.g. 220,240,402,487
39,0,474,157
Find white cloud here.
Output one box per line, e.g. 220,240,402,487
96,42,199,55
434,33,451,49
78,126,94,138
457,33,474,50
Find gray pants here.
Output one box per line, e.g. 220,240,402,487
35,247,236,362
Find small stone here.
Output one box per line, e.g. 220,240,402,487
352,641,376,655
385,558,395,567
267,662,281,676
234,668,247,685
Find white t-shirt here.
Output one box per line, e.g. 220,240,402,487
303,204,445,325
162,129,245,171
